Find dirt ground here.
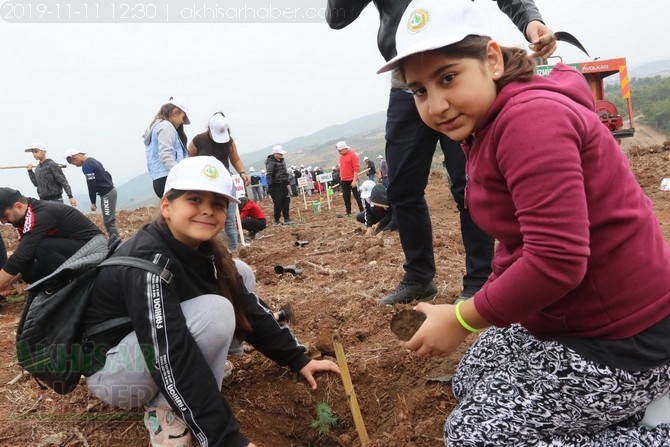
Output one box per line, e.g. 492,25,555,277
1,132,669,447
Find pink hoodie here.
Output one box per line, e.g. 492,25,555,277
465,63,670,339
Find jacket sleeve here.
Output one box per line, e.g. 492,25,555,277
494,0,544,38
239,290,311,373
326,0,372,29
3,210,58,275
50,164,74,198
82,163,98,204
119,261,250,447
265,159,275,184
28,170,37,187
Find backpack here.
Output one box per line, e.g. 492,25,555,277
15,234,172,395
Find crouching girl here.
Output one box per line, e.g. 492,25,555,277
83,156,340,447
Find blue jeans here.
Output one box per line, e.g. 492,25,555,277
224,201,238,252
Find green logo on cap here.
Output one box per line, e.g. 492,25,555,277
202,164,219,180
408,9,430,33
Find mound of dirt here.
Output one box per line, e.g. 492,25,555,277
1,140,670,447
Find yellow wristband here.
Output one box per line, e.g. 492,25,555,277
455,300,481,333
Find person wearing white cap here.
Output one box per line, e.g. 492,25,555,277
24,143,77,206
83,156,340,447
327,1,555,307
142,97,191,197
248,167,264,202
64,149,120,239
188,112,251,256
377,154,389,188
383,1,670,445
265,145,292,225
336,141,364,216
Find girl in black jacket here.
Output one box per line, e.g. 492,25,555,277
84,156,339,447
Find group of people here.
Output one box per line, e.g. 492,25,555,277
2,0,670,444
23,143,120,239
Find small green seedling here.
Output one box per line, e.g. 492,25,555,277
311,402,338,435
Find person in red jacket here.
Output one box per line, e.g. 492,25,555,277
336,141,363,216
238,197,267,240
380,0,670,445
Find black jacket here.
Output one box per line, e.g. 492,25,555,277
326,0,544,62
28,158,74,200
4,199,102,276
85,222,311,446
265,154,289,185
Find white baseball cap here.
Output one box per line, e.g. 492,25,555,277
168,96,191,125
272,145,287,155
209,113,230,143
377,155,384,159
336,141,349,151
359,180,376,199
63,148,85,160
377,0,490,74
25,142,46,153
163,156,239,203
364,156,369,160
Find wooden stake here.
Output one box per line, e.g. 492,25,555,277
333,335,369,446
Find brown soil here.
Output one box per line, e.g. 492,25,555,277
1,134,669,447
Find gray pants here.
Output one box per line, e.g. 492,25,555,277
100,188,119,239
86,294,235,409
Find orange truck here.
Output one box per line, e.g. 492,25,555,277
536,58,635,139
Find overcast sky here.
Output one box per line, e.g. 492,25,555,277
1,0,668,197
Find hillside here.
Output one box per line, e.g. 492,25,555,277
1,141,670,446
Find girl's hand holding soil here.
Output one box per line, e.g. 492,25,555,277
405,303,471,357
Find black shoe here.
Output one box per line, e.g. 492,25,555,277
377,280,437,305
455,286,480,303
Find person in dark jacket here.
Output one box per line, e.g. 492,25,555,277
24,143,77,206
265,145,292,225
83,156,339,447
356,180,396,234
64,149,120,239
0,187,102,289
326,0,556,305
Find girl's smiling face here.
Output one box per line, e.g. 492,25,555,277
161,190,228,249
403,41,504,141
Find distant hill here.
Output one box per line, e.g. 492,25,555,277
112,111,387,210
632,59,670,78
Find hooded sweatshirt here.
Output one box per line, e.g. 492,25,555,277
466,64,670,340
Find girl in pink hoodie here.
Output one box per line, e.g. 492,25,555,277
379,0,670,445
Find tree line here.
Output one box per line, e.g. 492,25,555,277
606,76,670,134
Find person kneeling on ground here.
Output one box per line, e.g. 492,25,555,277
238,196,267,240
83,156,339,447
356,180,397,235
383,1,670,445
0,187,102,290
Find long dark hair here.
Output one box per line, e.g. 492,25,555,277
160,190,252,337
149,103,188,148
399,35,536,92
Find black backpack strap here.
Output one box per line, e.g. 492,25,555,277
98,256,173,284
83,257,173,339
